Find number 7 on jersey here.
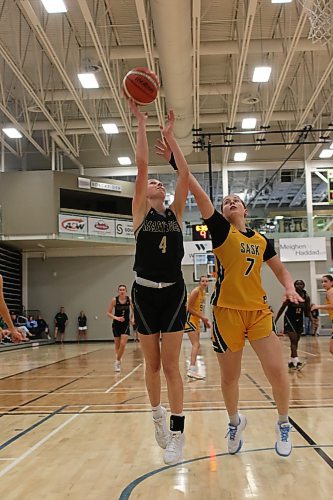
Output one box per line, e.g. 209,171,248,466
245,257,255,276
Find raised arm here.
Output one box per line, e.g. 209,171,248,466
129,100,149,231
160,111,189,221
155,139,213,220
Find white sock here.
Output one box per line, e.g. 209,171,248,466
152,405,163,418
229,413,240,426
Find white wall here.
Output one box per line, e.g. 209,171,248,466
28,255,135,340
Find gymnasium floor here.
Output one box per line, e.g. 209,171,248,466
0,337,332,499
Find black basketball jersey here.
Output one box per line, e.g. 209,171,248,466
133,208,184,282
285,290,307,324
113,296,130,324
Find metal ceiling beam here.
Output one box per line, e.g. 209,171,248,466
0,134,20,157
223,0,257,165
79,38,327,60
256,8,309,149
77,0,135,152
288,57,333,147
0,102,46,156
19,0,108,156
0,39,78,157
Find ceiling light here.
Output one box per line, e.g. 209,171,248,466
2,128,23,139
242,117,257,129
78,73,99,89
118,157,131,165
252,66,272,83
234,152,247,162
330,142,333,149
319,149,333,159
102,123,119,134
41,0,67,13
275,215,284,220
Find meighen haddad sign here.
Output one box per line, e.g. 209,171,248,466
279,237,327,262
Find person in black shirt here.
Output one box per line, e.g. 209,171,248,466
54,306,68,344
77,311,88,343
129,99,189,466
107,285,133,371
276,280,311,370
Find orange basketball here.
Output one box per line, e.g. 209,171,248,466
122,67,159,106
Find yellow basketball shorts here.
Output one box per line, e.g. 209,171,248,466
184,312,200,333
212,306,273,353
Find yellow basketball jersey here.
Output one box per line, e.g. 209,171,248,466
189,286,205,314
326,296,333,319
211,225,269,310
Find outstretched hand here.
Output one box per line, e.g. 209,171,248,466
128,98,148,124
155,138,172,162
160,109,175,141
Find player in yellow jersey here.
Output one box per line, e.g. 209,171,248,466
185,275,211,379
311,274,333,355
155,139,303,458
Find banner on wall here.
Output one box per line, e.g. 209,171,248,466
88,217,115,237
115,219,135,239
182,240,213,265
59,214,87,234
279,237,327,262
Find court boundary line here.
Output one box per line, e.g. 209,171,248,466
0,364,143,478
118,444,333,499
245,373,333,470
0,347,104,381
105,364,143,393
0,406,67,451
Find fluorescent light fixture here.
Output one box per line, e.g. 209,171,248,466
319,149,333,159
41,0,67,13
102,123,119,134
271,1,292,3
234,152,247,162
2,127,23,139
78,73,99,89
275,215,284,220
242,117,257,129
330,142,333,149
118,156,131,165
252,66,272,83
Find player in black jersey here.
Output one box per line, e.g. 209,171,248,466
275,280,311,370
107,285,133,372
156,139,303,458
129,99,189,465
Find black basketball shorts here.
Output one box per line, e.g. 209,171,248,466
112,321,130,337
131,280,187,335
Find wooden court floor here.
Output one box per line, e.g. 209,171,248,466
0,336,332,499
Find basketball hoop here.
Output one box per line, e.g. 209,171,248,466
298,0,333,44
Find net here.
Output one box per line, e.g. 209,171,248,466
298,0,333,44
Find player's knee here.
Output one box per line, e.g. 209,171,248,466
162,361,180,379
221,373,239,387
146,361,161,374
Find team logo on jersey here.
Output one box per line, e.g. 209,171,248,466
240,242,260,255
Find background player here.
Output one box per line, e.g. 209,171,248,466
185,275,211,379
107,285,133,372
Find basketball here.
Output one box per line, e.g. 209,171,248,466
122,67,159,106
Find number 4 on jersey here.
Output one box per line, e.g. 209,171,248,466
245,257,255,276
159,235,167,254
